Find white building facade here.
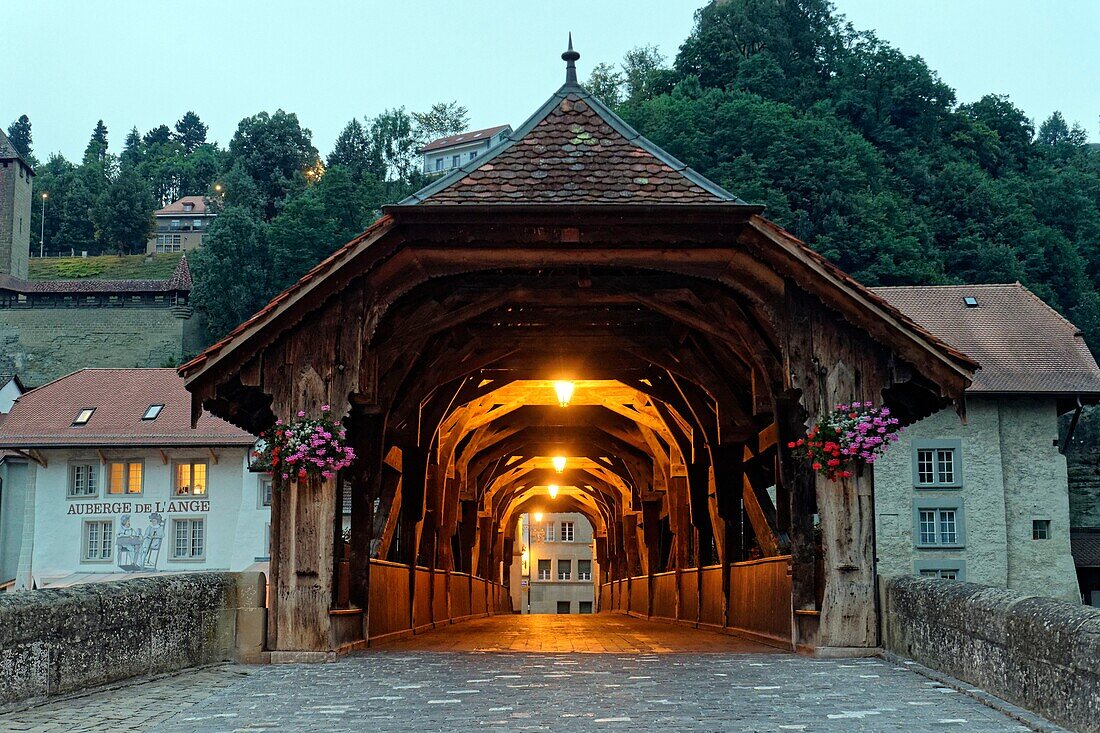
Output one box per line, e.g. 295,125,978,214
510,511,597,614
0,369,269,590
872,284,1100,602
421,125,512,175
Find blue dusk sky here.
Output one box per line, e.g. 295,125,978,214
3,0,1097,161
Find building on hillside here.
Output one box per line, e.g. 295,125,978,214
420,125,512,175
0,128,34,281
872,284,1100,603
146,196,217,254
509,512,597,614
0,255,201,388
0,368,269,591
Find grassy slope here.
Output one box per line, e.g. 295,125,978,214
27,253,183,281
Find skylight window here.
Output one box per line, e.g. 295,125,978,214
142,404,165,421
72,408,95,426
963,296,979,308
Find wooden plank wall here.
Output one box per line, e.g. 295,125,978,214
367,560,512,643
598,556,792,647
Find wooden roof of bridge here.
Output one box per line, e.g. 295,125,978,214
179,47,976,405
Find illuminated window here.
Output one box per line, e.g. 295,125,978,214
174,461,207,495
108,461,143,495
72,408,95,426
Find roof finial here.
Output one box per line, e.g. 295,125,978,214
562,32,580,86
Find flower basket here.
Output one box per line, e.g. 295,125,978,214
258,405,356,484
787,402,902,481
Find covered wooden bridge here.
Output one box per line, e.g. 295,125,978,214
180,44,974,656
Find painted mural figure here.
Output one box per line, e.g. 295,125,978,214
116,514,144,571
139,513,165,571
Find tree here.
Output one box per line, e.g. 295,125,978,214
412,101,469,145
621,45,672,104
93,167,156,255
6,115,35,165
586,63,624,107
328,118,383,181
189,206,273,340
174,111,208,153
54,172,98,255
83,120,110,167
121,127,143,169
369,108,418,181
227,110,319,219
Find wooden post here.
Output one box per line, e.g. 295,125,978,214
269,473,337,652
349,411,385,613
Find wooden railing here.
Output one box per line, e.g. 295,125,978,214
367,559,513,644
599,555,792,648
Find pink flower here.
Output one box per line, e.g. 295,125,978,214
297,410,306,418
321,404,330,412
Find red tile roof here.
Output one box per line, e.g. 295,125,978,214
408,93,735,205
155,196,213,216
420,125,511,153
873,283,1100,394
0,369,255,448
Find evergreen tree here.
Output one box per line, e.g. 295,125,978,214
121,127,143,169
6,115,35,165
83,120,110,167
93,167,156,255
189,206,273,340
328,118,382,181
174,111,208,153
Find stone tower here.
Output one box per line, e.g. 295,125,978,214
0,129,33,280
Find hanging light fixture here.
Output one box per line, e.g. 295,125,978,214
552,455,567,473
548,484,559,499
554,380,574,407
533,512,544,522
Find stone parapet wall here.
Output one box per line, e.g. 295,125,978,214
0,572,266,710
880,574,1100,733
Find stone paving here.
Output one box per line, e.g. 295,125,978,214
1,615,1051,733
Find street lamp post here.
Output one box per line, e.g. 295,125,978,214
39,192,47,257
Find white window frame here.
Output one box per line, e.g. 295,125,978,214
537,558,551,581
912,439,963,488
1032,519,1051,540
914,558,966,581
577,559,592,581
68,461,100,498
558,559,571,581
544,522,555,542
913,499,965,548
170,516,206,561
82,519,114,562
259,477,273,508
107,459,144,496
560,521,575,542
173,460,209,495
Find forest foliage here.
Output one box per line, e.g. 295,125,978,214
7,0,1098,350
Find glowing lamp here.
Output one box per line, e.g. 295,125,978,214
554,380,574,407
548,484,559,499
552,455,567,473
533,512,543,522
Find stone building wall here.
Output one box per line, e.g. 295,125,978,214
0,306,201,387
875,396,1079,601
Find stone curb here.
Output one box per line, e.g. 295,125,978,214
880,651,1072,733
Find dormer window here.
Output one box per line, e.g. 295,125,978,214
73,408,96,426
183,202,194,212
963,296,979,308
142,404,164,420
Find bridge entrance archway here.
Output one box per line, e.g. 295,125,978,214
181,43,973,658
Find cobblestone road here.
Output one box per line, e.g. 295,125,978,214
2,616,1052,733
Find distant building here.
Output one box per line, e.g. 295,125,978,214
420,125,512,175
0,368,268,591
147,196,217,254
0,373,25,414
0,128,34,281
873,284,1100,603
510,512,597,614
